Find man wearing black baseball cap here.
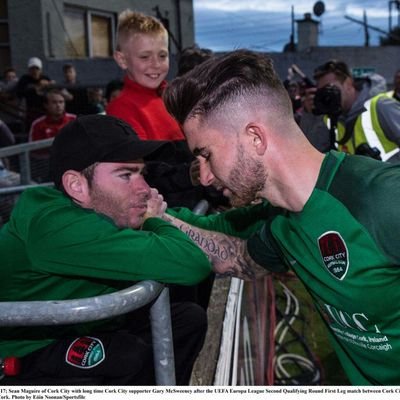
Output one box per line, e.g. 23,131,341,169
0,114,210,385
49,114,173,229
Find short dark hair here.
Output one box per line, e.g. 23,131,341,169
164,49,290,126
3,67,16,77
313,60,352,83
105,79,124,102
62,63,74,73
177,45,214,77
43,88,64,103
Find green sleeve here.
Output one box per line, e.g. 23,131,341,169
20,193,211,286
247,222,289,273
167,201,271,238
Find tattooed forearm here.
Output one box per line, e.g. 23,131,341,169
181,224,231,261
163,214,268,281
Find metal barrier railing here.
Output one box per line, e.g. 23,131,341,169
0,281,176,385
0,138,54,185
0,139,54,225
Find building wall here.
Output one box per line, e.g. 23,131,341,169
7,0,194,84
8,0,45,74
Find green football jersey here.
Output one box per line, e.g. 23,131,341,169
172,151,400,385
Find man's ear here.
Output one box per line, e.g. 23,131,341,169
62,170,90,205
114,50,128,71
245,123,267,156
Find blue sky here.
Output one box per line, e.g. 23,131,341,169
193,0,395,52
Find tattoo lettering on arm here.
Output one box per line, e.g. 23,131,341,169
163,214,269,281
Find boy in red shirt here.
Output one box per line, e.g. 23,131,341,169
107,10,183,142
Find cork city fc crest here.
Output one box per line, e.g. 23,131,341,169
318,231,349,280
65,336,105,369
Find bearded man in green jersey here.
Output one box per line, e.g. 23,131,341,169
163,49,400,385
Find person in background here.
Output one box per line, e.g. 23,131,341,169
0,119,15,148
0,68,22,143
177,45,214,77
16,57,55,132
0,67,18,94
0,119,17,225
387,69,400,101
29,88,76,142
62,64,77,85
28,88,76,182
85,87,105,114
104,79,124,105
59,64,88,116
300,59,400,162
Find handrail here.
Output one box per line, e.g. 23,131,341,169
0,182,53,195
192,199,209,215
0,281,176,385
0,138,54,184
0,138,54,157
0,281,163,326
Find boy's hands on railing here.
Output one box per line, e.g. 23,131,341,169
162,214,268,281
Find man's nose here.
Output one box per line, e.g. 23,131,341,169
199,160,215,187
135,176,151,196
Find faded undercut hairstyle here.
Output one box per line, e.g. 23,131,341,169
116,9,167,51
163,49,292,127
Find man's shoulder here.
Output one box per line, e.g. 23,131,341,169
30,115,48,128
64,113,77,121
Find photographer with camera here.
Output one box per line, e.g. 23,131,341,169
300,59,400,162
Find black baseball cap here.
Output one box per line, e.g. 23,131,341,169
50,114,171,188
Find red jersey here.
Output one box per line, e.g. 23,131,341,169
29,113,76,141
106,76,184,141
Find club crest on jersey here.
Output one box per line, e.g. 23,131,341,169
318,231,349,280
65,336,105,369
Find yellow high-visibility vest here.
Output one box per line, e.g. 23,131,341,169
324,93,399,161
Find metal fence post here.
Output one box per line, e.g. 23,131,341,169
18,151,31,184
150,287,176,385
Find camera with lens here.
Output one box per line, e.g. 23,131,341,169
313,84,342,117
355,143,382,160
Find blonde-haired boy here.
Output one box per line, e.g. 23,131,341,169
107,9,184,141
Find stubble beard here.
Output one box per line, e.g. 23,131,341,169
227,146,266,208
88,185,137,229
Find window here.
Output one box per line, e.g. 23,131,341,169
90,14,113,57
64,6,115,58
